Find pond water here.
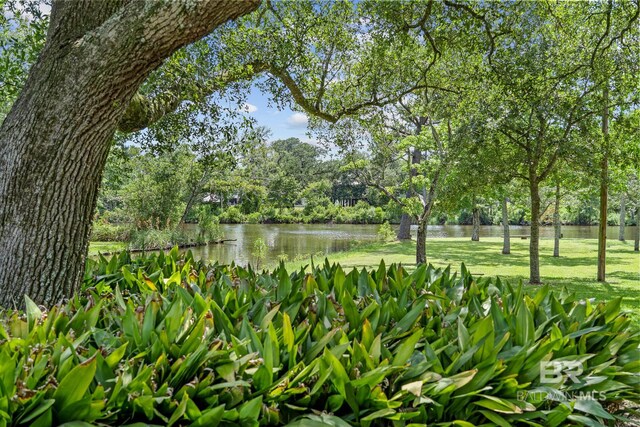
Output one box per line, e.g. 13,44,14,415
183,223,637,266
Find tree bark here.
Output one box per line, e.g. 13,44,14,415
597,85,609,282
529,178,542,284
471,196,480,242
0,0,260,308
414,170,440,265
618,193,626,241
397,148,421,240
501,197,510,254
180,170,210,226
553,182,561,257
635,204,639,252
397,213,412,240
416,221,427,264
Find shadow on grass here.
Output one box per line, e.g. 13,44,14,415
608,270,640,284
428,240,531,267
334,239,638,315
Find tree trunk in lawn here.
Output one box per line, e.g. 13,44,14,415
553,182,561,257
471,197,480,242
618,193,626,241
416,220,427,264
529,178,541,284
597,85,609,282
398,148,422,240
397,213,412,240
502,197,511,254
0,0,259,308
635,204,639,252
415,195,436,265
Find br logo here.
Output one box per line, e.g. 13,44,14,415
540,361,584,384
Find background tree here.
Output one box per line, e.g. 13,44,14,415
583,0,640,281
470,1,634,284
339,104,461,264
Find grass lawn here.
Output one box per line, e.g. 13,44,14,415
89,241,126,255
286,237,639,317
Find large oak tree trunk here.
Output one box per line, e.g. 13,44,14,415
618,193,626,241
529,179,541,284
501,197,510,254
553,182,561,257
0,0,259,307
597,85,609,282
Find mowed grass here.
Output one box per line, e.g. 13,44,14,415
89,241,126,255
287,237,639,318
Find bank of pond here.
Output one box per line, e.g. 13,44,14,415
92,224,638,267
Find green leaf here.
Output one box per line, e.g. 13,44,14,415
473,396,522,414
239,396,262,421
190,405,225,427
105,343,128,370
479,409,512,427
17,399,55,424
288,414,352,427
283,312,295,353
53,357,97,411
362,408,396,421
515,300,534,346
392,328,423,366
24,295,42,331
573,399,614,420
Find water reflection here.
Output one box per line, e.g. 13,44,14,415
181,224,636,266
186,223,378,266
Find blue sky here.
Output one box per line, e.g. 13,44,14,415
239,84,314,143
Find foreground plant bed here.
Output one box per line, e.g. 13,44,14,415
0,250,638,426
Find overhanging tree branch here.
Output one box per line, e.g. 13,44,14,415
117,61,269,133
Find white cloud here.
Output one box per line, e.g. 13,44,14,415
4,1,50,22
287,112,308,127
240,102,258,113
40,3,51,14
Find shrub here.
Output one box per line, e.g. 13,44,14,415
245,212,262,224
127,228,191,251
274,207,298,223
0,251,637,426
373,206,386,223
127,228,174,250
293,252,310,262
341,201,387,224
196,212,223,244
377,221,396,242
90,219,130,241
219,206,245,223
227,204,391,225
252,237,268,269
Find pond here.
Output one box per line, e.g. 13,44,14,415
183,223,637,266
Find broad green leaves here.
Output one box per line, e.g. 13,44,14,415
0,250,637,425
